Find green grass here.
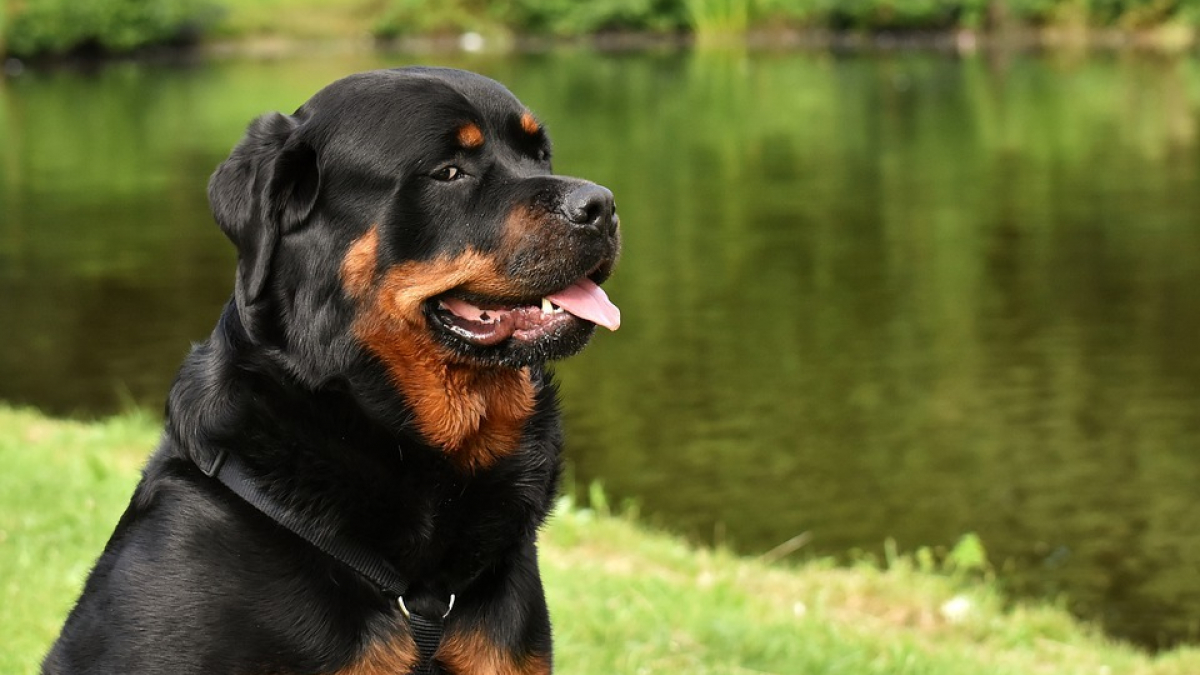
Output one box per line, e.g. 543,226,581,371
3,406,1199,675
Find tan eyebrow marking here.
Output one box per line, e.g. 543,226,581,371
457,122,485,148
520,111,540,136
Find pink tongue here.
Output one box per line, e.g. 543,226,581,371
547,278,621,331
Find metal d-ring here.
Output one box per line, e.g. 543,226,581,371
398,593,456,620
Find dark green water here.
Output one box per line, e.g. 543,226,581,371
3,49,1200,648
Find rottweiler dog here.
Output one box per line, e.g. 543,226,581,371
43,67,620,675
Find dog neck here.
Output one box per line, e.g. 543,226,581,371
354,320,538,472
170,300,539,478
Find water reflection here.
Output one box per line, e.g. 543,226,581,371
2,50,1200,647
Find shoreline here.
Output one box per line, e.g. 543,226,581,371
4,24,1199,72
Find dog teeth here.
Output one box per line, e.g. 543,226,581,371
541,298,564,314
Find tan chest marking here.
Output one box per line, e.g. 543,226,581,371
331,634,417,675
438,630,551,675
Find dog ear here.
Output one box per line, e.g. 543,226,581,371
208,112,321,338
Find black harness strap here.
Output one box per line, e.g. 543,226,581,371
406,609,447,675
199,450,449,673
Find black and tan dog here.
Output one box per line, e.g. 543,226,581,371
43,67,620,675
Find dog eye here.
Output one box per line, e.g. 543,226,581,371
433,166,462,181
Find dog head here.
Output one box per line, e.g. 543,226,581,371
206,67,620,460
209,67,621,369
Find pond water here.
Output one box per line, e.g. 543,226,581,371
3,48,1200,648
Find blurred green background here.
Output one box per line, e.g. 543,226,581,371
8,0,1200,58
5,0,1200,656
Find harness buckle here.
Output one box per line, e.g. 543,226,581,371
197,449,228,478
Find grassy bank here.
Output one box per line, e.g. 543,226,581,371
2,406,1199,674
7,0,1200,58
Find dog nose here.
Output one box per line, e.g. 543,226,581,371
563,183,615,234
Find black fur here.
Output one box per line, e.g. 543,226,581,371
43,67,620,675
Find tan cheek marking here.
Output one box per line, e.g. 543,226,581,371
438,631,550,675
333,634,418,675
374,252,513,323
345,246,536,470
458,123,485,149
358,312,535,469
520,111,540,136
341,224,381,299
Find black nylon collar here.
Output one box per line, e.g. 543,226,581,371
199,450,450,672
201,449,412,596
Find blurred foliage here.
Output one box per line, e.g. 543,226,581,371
499,0,688,34
6,0,217,57
374,0,1200,36
817,0,993,30
8,0,1200,57
374,0,689,38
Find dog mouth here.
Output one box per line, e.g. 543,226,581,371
431,275,620,347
